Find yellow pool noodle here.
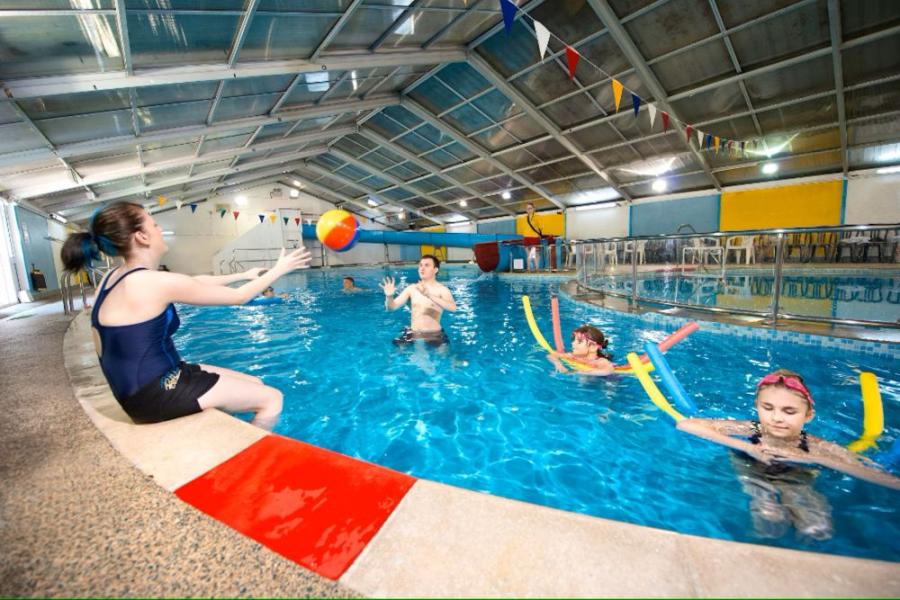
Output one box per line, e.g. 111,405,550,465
627,352,685,422
848,372,884,453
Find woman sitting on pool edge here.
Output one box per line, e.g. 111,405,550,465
61,201,311,430
548,325,615,376
678,369,900,541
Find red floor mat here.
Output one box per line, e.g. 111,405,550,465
175,434,416,579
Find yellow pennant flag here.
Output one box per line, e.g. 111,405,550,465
158,195,166,206
612,79,624,113
269,213,277,224
714,136,720,152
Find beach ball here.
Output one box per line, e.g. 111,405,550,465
316,209,359,252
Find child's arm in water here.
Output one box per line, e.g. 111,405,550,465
804,436,900,491
677,418,772,462
548,354,615,376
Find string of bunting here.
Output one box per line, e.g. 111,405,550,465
499,0,769,158
161,198,301,225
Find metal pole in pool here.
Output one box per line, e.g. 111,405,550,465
631,240,638,308
771,232,785,325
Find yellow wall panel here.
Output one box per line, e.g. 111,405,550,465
420,226,446,261
720,181,842,231
516,212,565,236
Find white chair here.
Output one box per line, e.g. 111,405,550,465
725,235,755,264
682,237,722,266
600,242,618,267
565,240,577,269
623,240,647,264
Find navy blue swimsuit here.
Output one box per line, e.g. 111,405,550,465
91,267,219,423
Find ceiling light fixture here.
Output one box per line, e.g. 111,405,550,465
289,189,300,198
292,179,302,187
651,178,667,193
501,190,512,200
876,165,900,175
459,199,468,207
762,162,778,175
367,197,378,207
235,195,248,205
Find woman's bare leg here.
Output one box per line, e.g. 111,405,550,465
196,373,283,430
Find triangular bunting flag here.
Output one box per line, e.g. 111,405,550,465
612,79,623,112
500,0,517,35
661,111,669,132
704,134,712,149
534,20,550,59
740,141,746,155
269,214,277,224
258,214,265,223
697,130,704,146
631,93,641,118
648,103,657,128
232,211,240,220
219,209,226,218
565,46,580,80
190,203,198,213
283,217,289,226
294,217,301,226
685,125,694,144
158,195,166,206
175,200,183,210
714,136,720,152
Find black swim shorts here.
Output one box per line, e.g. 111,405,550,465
393,327,450,347
117,362,220,424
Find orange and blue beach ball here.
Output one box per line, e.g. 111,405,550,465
316,209,359,252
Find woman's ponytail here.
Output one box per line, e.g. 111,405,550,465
59,201,145,272
61,232,100,272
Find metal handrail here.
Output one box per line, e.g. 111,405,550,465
573,223,900,329
571,223,900,244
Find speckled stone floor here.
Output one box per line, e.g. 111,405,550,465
0,301,358,598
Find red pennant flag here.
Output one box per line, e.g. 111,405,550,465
685,125,694,144
294,217,301,226
232,210,240,220
661,112,669,132
565,46,580,80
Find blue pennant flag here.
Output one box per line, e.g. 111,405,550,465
190,203,197,213
631,93,641,118
500,0,517,35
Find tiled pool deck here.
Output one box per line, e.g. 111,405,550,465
50,307,900,597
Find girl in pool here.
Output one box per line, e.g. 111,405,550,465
678,369,900,541
62,201,311,430
548,325,615,376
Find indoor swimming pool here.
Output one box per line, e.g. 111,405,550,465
174,266,900,562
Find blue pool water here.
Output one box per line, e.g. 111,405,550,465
175,266,900,562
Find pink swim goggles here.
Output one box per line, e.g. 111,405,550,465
756,373,814,406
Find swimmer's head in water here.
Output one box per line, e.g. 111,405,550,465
572,325,611,360
262,286,275,297
343,276,355,290
755,369,815,439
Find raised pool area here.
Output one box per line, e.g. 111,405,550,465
173,265,900,563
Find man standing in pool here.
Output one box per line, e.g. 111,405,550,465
380,254,457,345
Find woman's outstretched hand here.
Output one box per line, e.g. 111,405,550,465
273,247,312,275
